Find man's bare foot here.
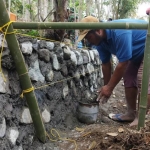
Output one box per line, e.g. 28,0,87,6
129,117,138,126
109,113,135,122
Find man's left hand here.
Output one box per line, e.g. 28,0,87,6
96,85,113,104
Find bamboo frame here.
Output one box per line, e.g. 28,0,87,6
138,15,150,130
0,0,46,142
0,0,150,133
12,22,148,29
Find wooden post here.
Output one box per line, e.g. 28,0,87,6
138,15,150,129
0,0,46,142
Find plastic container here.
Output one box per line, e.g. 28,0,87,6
76,101,99,124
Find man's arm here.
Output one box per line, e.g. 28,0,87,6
102,61,112,85
97,60,128,103
107,61,128,90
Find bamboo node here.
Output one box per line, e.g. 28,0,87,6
19,72,29,77
126,23,129,29
139,105,147,109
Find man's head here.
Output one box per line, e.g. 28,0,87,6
78,16,105,46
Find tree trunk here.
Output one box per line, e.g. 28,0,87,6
53,0,67,22
45,0,68,41
78,0,83,20
24,0,30,22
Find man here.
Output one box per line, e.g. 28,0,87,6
77,16,150,126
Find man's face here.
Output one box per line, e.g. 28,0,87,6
85,30,103,46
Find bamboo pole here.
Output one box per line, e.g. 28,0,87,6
138,15,150,130
0,0,46,142
12,21,148,29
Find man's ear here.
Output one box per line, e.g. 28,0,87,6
95,30,101,35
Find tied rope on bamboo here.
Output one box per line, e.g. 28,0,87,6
0,22,99,148
0,21,15,81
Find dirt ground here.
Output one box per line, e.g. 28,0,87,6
48,79,150,150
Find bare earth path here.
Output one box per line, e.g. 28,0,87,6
55,80,150,150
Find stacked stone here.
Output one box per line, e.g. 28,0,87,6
0,35,103,149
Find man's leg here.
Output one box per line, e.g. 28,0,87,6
129,94,150,126
123,87,137,120
130,60,150,126
111,61,139,121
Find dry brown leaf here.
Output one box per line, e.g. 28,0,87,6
88,141,97,150
106,132,118,136
118,127,124,133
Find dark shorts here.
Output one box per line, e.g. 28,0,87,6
123,60,150,94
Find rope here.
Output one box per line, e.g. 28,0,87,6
20,86,34,98
15,32,90,49
0,21,100,150
46,128,92,150
0,21,15,81
20,68,100,98
0,22,101,106
46,129,77,150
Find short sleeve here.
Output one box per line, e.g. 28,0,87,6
115,31,132,62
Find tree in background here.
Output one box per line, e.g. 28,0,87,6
5,0,150,41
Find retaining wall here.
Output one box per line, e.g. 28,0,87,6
0,34,103,150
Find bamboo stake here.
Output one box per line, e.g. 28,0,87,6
12,22,148,29
138,15,150,130
0,0,46,142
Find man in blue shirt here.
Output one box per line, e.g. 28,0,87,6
77,16,150,126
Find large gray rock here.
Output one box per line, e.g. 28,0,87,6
39,40,46,49
42,109,51,123
82,49,91,62
20,108,33,124
46,41,54,50
21,41,33,55
6,127,19,145
0,117,6,138
60,65,68,77
55,47,64,64
74,51,83,65
0,71,10,94
0,34,7,48
32,42,39,51
45,70,54,82
52,54,60,70
38,49,50,62
12,145,23,150
63,46,71,60
74,71,80,82
87,63,94,74
29,59,45,83
89,50,95,61
92,49,101,65
70,51,77,66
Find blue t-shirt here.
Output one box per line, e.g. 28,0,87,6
96,19,147,64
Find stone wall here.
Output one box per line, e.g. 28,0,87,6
0,34,103,150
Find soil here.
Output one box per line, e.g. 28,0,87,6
49,79,150,150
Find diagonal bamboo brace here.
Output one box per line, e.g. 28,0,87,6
0,0,46,142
